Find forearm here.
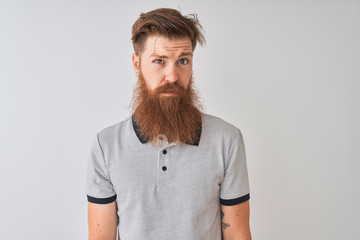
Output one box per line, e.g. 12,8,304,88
88,202,117,240
221,201,251,240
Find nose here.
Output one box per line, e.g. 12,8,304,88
165,64,178,83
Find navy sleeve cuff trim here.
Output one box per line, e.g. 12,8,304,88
220,193,250,206
87,195,117,204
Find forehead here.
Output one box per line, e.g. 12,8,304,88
142,35,192,56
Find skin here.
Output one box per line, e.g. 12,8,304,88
88,35,252,240
88,201,117,240
221,201,252,240
132,35,194,95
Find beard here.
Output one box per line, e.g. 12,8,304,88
131,70,203,146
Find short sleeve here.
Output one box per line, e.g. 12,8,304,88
220,129,250,206
85,133,117,204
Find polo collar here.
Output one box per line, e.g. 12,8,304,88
131,116,201,146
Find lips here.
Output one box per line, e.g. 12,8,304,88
160,92,177,97
153,82,184,97
160,88,178,95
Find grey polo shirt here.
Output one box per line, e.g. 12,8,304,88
86,113,250,240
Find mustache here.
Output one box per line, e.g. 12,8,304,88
152,82,186,95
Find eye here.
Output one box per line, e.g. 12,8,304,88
153,59,164,64
178,58,188,65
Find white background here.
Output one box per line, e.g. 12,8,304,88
1,0,359,239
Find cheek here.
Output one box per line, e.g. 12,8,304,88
181,71,193,89
143,75,163,91
140,67,163,90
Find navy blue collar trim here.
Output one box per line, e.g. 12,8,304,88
131,117,149,144
131,116,201,146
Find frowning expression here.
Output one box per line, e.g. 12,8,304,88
132,35,193,97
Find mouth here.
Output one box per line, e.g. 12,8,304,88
160,92,177,96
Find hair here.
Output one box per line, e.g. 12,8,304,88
131,8,206,55
132,70,203,146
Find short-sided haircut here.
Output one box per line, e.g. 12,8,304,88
131,8,206,55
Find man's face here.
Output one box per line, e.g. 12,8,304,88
131,35,202,145
132,35,193,96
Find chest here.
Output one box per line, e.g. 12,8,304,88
107,143,226,204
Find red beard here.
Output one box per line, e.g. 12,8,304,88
131,70,203,146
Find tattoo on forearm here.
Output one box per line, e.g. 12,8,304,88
220,209,230,230
222,222,230,229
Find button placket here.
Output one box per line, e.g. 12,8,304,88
156,144,175,191
160,142,175,173
161,148,168,173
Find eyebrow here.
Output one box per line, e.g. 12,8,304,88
149,52,193,59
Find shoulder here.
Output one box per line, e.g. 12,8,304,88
200,113,244,149
96,116,133,145
201,113,242,139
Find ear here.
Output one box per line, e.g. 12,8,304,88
132,53,140,72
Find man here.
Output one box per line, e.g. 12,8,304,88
86,8,251,240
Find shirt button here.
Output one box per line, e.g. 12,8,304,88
162,150,167,155
162,166,167,171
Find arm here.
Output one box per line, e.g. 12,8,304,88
221,200,251,240
88,201,117,240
